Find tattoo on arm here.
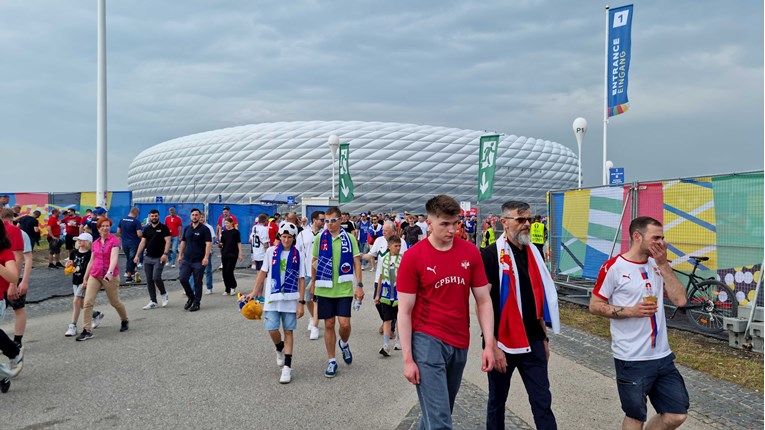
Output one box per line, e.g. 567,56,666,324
611,306,625,318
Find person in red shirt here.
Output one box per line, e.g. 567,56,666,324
61,209,82,251
46,208,63,268
164,207,183,268
396,194,495,429
216,206,238,241
0,220,24,382
267,213,280,246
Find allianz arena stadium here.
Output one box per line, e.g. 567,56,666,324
127,121,578,214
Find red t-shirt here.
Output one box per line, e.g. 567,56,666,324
268,221,278,245
397,238,489,349
165,215,183,237
3,221,23,253
217,214,238,228
62,215,82,236
0,248,15,294
47,215,61,237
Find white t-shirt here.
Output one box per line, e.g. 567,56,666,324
296,227,321,276
261,247,307,313
370,237,408,280
593,255,672,361
250,224,271,261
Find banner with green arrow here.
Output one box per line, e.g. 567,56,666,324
338,142,354,203
477,134,499,201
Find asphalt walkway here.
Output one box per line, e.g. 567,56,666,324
3,268,763,429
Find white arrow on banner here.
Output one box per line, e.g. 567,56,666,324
340,178,350,197
479,173,489,194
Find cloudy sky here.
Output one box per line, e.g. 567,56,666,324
1,1,762,192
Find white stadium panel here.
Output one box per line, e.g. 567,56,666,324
127,121,578,214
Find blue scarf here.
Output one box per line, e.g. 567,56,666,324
268,243,301,301
379,252,401,306
315,228,355,288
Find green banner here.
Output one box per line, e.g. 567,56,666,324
477,135,499,201
338,142,354,203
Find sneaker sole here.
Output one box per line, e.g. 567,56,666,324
324,372,336,378
76,335,94,342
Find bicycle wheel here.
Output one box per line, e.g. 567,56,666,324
685,279,738,334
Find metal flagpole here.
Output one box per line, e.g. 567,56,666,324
603,5,610,186
96,0,108,208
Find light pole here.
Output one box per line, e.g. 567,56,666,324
605,160,614,185
572,117,588,189
327,134,339,199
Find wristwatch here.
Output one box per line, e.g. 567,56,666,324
298,300,306,304
356,282,364,287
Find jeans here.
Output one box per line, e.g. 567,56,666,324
168,236,180,262
412,332,468,430
179,261,204,305
221,256,238,293
83,276,128,331
358,241,369,267
143,255,167,303
487,338,556,430
124,244,139,274
205,253,213,290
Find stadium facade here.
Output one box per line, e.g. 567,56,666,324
127,121,578,214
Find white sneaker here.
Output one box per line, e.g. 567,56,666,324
394,338,401,350
379,344,391,357
137,263,143,268
171,264,176,268
309,326,320,340
279,366,292,384
143,302,158,310
276,350,285,366
161,294,169,307
204,290,212,295
92,312,105,329
65,323,77,337
221,291,229,296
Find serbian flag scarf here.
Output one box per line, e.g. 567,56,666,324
496,233,560,354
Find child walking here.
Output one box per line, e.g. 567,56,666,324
245,222,306,383
64,233,105,337
374,235,402,356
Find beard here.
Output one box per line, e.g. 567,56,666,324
511,230,531,246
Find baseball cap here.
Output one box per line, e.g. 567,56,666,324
223,206,231,211
278,221,298,237
93,208,107,215
360,212,367,216
74,233,93,242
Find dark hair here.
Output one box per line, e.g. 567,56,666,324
33,210,41,217
149,209,160,215
326,206,342,217
190,208,201,214
96,217,112,229
274,213,281,218
387,234,402,244
628,216,662,237
425,195,460,218
258,213,268,223
225,217,235,224
310,210,325,222
500,200,530,215
0,221,11,251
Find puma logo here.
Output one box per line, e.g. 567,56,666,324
622,274,631,280
426,266,437,275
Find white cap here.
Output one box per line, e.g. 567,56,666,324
74,232,93,242
278,222,298,237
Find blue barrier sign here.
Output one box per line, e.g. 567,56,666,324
155,196,163,203
609,168,625,185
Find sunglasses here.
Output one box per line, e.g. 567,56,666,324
503,216,533,224
325,218,340,224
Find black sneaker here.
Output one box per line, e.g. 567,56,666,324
0,378,9,393
189,303,200,312
120,320,129,332
125,276,133,283
184,299,193,310
55,262,64,268
48,263,55,269
76,330,94,341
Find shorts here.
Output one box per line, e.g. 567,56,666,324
316,296,353,320
4,291,26,310
48,237,62,254
73,284,86,298
614,353,689,422
252,260,263,271
65,235,76,251
264,310,297,331
380,302,398,321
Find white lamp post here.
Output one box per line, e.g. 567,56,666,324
605,160,614,184
327,134,340,198
572,117,588,189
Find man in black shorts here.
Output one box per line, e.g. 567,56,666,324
309,206,363,378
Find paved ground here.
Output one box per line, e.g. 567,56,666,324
3,264,763,429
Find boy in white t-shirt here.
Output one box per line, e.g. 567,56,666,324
245,221,306,384
590,216,689,430
249,214,271,271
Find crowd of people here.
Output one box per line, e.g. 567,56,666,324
0,193,691,430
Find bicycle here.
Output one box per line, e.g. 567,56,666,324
665,256,738,334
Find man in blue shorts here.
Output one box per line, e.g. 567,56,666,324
590,216,689,430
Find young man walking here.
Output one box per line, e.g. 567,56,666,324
177,209,212,312
134,209,171,309
396,195,495,429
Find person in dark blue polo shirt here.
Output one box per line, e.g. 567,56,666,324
117,207,143,283
177,208,212,312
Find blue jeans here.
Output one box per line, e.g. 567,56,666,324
123,244,139,274
615,353,689,422
189,253,214,291
168,236,180,262
179,261,204,305
412,332,468,430
358,241,369,267
487,338,556,430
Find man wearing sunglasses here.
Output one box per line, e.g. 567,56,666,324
310,206,362,378
481,200,560,429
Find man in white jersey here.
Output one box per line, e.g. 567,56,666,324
249,214,271,271
296,210,324,340
589,216,689,430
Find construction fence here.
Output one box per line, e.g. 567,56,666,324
548,171,763,307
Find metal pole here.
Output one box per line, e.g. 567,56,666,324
577,142,582,189
96,0,107,208
331,161,335,199
603,5,610,186
744,257,765,345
